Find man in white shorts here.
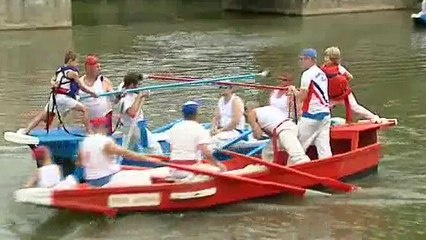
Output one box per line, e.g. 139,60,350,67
245,101,310,166
23,51,97,134
289,48,332,160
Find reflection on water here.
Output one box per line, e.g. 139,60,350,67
0,0,426,239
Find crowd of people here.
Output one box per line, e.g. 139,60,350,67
22,46,385,189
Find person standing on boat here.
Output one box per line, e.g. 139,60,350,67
245,102,310,166
289,48,332,160
22,51,97,135
76,117,160,187
210,85,246,147
79,55,115,134
118,72,162,154
270,73,300,121
170,101,226,171
321,46,383,123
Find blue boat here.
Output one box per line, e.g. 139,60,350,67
11,120,268,170
412,13,426,26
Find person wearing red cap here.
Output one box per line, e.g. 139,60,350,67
22,51,97,135
76,116,160,187
79,55,114,133
24,146,62,188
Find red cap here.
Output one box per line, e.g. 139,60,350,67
32,146,49,161
85,55,98,66
90,117,108,128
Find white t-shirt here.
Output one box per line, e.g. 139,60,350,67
269,90,289,117
119,93,144,127
169,120,210,161
38,164,61,188
254,106,289,134
80,134,120,180
300,65,330,115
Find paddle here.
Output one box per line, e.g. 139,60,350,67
146,74,288,91
80,71,269,100
156,160,331,197
221,150,357,193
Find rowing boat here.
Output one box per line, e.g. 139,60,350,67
14,120,396,217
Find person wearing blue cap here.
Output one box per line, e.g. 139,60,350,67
289,48,332,160
168,101,226,171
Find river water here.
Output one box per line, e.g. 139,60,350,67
0,1,425,239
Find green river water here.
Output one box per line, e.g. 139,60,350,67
0,1,425,239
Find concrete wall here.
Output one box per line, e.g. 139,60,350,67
0,0,71,30
223,0,416,15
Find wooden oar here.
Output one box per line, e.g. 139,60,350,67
155,160,331,197
146,74,288,91
221,150,358,193
81,71,269,100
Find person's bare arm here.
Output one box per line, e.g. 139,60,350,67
103,142,161,163
126,93,147,118
102,77,114,92
24,172,38,188
68,71,97,97
199,144,226,171
211,108,220,134
247,110,264,139
221,97,244,132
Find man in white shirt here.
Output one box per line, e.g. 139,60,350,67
210,86,246,148
245,101,310,166
118,72,162,154
77,116,160,187
289,48,332,160
169,101,225,171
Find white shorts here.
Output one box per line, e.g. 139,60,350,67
44,94,82,115
298,117,332,160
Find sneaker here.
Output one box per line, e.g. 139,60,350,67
17,129,27,135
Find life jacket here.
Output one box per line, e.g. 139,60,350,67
54,66,79,99
321,65,353,123
321,64,351,101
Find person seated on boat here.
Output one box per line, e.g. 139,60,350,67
76,116,161,188
169,101,226,175
79,55,115,134
22,50,97,135
210,85,246,147
24,146,62,188
321,46,384,124
270,73,300,120
118,72,162,154
245,101,310,166
288,48,332,160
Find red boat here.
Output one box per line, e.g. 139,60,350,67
14,120,396,217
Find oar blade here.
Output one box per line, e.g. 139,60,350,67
304,189,332,197
4,131,40,145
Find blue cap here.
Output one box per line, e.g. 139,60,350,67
300,48,317,59
182,101,199,117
